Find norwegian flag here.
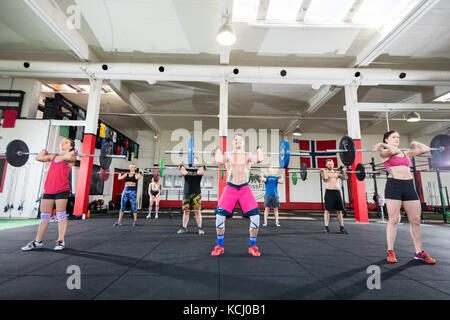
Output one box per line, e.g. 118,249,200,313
293,139,338,168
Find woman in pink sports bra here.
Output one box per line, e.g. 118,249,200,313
372,130,436,264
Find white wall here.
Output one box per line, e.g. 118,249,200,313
0,78,41,119
0,120,50,218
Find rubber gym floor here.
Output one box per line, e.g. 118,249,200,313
0,211,449,300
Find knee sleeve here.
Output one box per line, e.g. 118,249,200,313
40,212,51,222
249,214,260,229
216,214,226,229
56,211,67,221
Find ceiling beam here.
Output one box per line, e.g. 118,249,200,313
282,0,440,135
99,112,450,122
107,79,160,133
355,0,439,67
256,0,270,20
364,92,422,128
23,0,91,61
296,0,312,21
349,103,450,112
3,61,450,86
343,0,364,23
409,122,450,139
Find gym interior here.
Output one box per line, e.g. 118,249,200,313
0,0,449,303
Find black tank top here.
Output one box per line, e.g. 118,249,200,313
124,173,138,183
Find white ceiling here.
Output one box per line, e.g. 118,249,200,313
1,0,450,137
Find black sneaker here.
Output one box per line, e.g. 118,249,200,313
340,226,349,234
177,227,187,234
324,226,330,233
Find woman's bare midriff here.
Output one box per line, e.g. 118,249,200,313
387,165,413,180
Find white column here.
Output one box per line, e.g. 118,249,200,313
219,80,228,137
344,84,361,139
85,79,102,134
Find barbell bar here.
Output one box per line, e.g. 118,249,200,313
2,139,125,169
327,135,448,167
164,134,449,170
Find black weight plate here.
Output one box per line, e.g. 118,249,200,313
300,162,307,181
6,139,29,167
430,134,450,165
355,163,366,181
339,136,356,167
100,141,113,169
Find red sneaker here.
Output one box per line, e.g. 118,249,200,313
248,245,261,257
211,245,224,256
414,251,436,264
386,250,397,263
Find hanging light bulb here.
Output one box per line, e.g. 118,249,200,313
406,112,421,122
216,15,236,46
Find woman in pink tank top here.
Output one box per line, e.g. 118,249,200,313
372,131,436,264
21,138,76,252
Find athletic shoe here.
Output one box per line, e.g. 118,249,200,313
340,226,349,234
113,221,122,226
263,222,267,227
275,222,281,227
155,214,158,219
198,228,205,235
324,226,330,233
248,245,261,257
387,250,397,263
54,240,65,251
146,214,151,219
414,251,436,264
21,240,43,251
211,245,224,256
177,227,187,234
133,221,137,227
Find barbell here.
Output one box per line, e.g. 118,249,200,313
165,135,449,169
164,138,310,169
328,135,448,166
1,139,126,169
287,162,381,183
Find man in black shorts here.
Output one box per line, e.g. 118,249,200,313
177,156,205,235
321,159,348,234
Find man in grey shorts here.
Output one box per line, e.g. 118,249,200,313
260,168,284,227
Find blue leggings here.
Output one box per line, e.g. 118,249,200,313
120,187,137,213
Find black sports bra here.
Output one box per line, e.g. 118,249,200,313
124,174,138,183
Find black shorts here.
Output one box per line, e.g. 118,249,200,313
150,190,159,197
42,190,71,200
324,189,344,212
385,178,419,201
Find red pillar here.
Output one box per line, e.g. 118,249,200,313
416,172,425,202
218,136,227,199
285,168,290,204
351,139,369,223
73,134,96,216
